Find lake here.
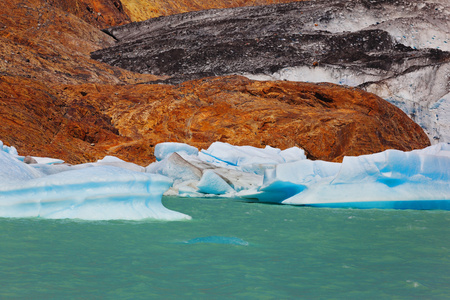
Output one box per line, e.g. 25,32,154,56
1,196,449,299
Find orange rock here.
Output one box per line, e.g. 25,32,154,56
0,0,160,85
52,76,429,164
45,0,131,28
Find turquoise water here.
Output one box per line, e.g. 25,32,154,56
1,197,449,299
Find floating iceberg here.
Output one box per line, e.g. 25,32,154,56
0,144,190,221
147,142,450,210
259,144,450,210
146,142,307,197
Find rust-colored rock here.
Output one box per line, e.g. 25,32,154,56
45,0,131,28
0,0,160,85
22,75,426,165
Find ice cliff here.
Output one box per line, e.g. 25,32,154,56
92,0,450,144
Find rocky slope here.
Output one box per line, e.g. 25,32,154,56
92,0,450,144
0,0,431,165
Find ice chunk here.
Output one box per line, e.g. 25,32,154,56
197,170,235,195
154,142,198,161
242,159,341,203
1,142,18,156
147,152,202,182
0,150,43,183
31,157,65,165
0,165,191,220
282,145,450,209
146,149,263,197
199,142,306,172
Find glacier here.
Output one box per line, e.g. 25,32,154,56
0,143,191,221
146,142,450,210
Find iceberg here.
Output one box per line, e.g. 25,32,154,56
0,143,190,221
275,145,450,209
146,142,307,197
198,142,306,174
147,142,450,210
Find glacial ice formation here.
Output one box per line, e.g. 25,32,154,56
0,144,191,220
146,142,450,210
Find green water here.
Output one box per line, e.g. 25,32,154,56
0,197,449,299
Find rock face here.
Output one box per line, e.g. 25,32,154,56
0,0,431,165
58,76,430,163
0,0,160,85
0,74,430,165
45,0,131,29
92,0,450,143
120,0,300,22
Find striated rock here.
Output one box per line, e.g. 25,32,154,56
45,0,131,29
0,76,131,163
1,74,430,165
0,0,160,85
92,0,450,143
120,0,302,22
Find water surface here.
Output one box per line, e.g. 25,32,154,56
1,197,449,299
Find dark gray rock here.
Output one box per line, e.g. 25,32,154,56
91,0,449,84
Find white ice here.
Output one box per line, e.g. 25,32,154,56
282,145,450,209
198,142,306,174
2,140,449,213
0,143,191,221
